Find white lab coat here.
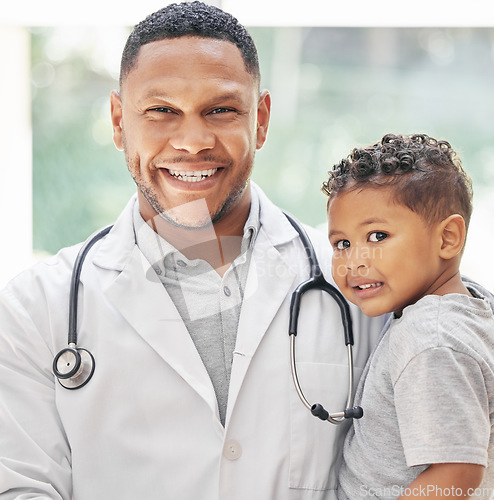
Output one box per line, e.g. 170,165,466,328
0,185,384,499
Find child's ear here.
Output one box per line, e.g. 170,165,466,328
438,214,466,260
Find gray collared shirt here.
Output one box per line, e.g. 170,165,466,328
133,189,260,425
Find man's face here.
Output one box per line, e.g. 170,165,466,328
111,36,270,230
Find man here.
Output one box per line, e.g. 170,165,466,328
0,3,383,499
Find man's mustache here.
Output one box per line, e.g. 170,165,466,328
153,155,233,166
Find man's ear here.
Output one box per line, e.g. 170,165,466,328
256,89,271,150
110,90,124,151
438,214,466,260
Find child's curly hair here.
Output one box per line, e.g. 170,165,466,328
322,133,473,230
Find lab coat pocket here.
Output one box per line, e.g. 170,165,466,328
289,362,355,491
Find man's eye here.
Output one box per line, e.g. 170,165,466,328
369,232,388,242
210,107,233,114
149,107,174,113
336,240,350,250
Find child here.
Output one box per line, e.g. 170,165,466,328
322,134,494,499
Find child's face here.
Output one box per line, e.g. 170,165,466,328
327,186,443,317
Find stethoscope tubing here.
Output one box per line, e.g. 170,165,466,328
68,225,113,345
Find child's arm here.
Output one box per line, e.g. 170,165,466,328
399,463,484,498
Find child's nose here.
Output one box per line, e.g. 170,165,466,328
345,247,368,271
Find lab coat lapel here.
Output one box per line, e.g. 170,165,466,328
226,192,298,418
93,204,219,419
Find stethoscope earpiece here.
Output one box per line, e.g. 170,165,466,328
344,406,364,420
311,403,364,422
311,403,329,421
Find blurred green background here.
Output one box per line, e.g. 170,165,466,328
32,27,494,256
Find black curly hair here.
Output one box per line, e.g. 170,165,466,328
322,133,473,230
119,1,260,88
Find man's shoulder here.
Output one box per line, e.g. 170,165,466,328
1,243,81,307
254,183,330,247
3,196,137,298
304,223,330,245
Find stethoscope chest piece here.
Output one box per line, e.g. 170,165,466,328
53,344,95,390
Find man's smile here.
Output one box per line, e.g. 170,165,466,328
167,168,218,182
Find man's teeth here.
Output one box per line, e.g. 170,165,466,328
168,168,217,182
358,282,383,290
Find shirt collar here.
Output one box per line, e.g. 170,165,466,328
133,187,262,266
242,184,261,252
133,204,176,264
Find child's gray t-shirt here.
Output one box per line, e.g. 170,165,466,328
338,291,494,500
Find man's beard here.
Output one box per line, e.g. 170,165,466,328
124,150,253,230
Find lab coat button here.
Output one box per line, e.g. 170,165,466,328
177,259,187,267
223,440,242,460
223,286,231,297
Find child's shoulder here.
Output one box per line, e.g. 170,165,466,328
404,292,493,323
387,292,494,374
397,289,492,328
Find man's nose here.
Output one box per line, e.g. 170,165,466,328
169,116,215,154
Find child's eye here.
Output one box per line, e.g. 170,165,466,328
335,240,350,250
369,232,388,242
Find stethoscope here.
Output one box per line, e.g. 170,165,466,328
52,214,363,423
52,224,112,390
284,213,363,424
